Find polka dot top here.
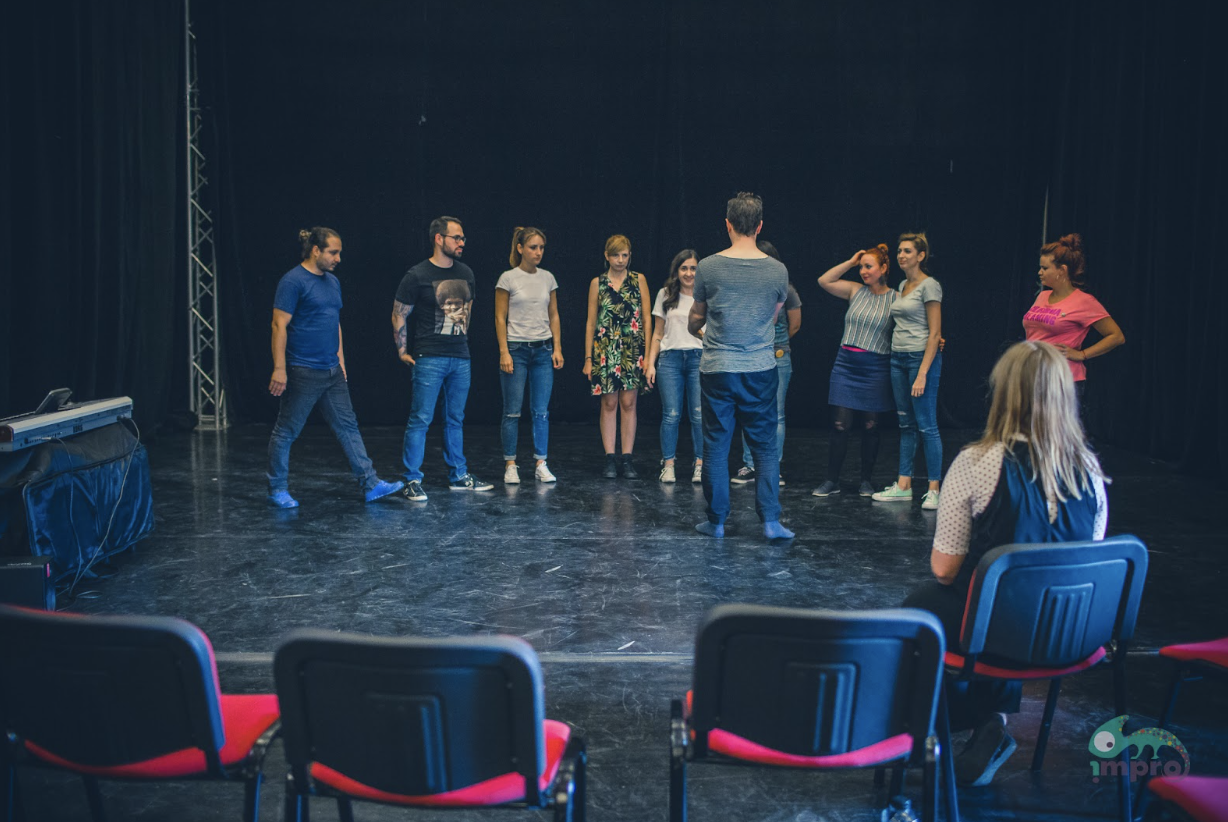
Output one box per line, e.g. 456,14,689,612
933,441,1107,556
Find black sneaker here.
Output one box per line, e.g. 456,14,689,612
858,480,875,497
955,715,1017,787
621,454,639,479
602,454,618,479
449,474,494,491
731,466,756,484
401,481,428,502
812,480,840,497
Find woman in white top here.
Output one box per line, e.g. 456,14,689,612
873,231,944,509
495,227,563,484
645,249,703,484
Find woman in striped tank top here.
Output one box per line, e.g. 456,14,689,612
812,245,897,498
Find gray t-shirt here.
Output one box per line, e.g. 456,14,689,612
693,254,789,374
891,276,943,352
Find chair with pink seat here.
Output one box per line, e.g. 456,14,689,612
0,604,281,822
669,604,955,822
273,630,586,822
1158,636,1228,729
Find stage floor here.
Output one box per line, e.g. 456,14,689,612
18,423,1228,821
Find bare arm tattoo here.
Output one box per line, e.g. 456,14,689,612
392,300,413,354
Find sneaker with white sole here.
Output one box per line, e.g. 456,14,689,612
811,480,840,497
871,482,913,502
731,466,756,484
535,462,557,483
955,715,1017,786
858,480,875,497
450,474,494,491
401,481,428,501
504,464,520,485
659,462,676,483
921,489,941,510
692,462,703,484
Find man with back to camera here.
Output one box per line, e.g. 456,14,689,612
266,226,404,508
392,216,493,501
688,192,795,540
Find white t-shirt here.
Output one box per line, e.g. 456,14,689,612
495,267,558,342
652,289,703,352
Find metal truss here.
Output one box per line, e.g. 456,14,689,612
185,0,228,429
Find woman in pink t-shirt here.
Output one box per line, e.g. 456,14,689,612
1021,233,1125,383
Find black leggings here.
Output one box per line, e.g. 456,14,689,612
827,406,881,483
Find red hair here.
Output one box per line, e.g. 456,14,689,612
1040,233,1087,288
862,243,891,275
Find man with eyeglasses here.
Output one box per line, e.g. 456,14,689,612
392,216,494,500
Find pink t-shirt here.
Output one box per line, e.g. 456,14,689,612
1021,289,1109,381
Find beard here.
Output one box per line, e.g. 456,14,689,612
443,245,464,261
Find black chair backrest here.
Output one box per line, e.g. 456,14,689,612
0,605,226,771
274,630,546,802
960,535,1149,665
690,605,945,760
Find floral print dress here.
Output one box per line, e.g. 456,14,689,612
590,271,648,395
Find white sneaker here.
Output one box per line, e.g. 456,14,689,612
659,462,676,483
921,490,941,510
692,462,703,484
535,462,557,483
504,464,520,485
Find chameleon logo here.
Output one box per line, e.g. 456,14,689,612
1088,715,1190,782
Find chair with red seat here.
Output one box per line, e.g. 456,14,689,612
945,535,1148,821
273,630,586,822
1144,776,1228,822
670,604,956,822
1157,636,1228,729
0,604,280,822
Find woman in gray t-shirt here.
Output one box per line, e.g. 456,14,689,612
872,232,944,510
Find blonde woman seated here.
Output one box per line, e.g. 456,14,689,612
904,341,1108,787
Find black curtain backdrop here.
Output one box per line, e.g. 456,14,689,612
5,1,1225,474
3,2,183,431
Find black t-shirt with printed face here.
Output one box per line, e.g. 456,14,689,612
395,259,475,359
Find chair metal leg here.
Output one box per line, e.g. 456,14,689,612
670,699,687,822
283,774,305,822
1112,649,1128,717
1032,678,1063,771
1116,748,1132,822
2,763,14,822
873,767,886,788
888,766,905,797
1157,664,1184,729
336,797,354,822
938,688,960,822
244,772,263,822
82,776,107,822
573,746,587,822
923,736,938,822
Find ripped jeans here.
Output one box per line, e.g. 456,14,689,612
889,350,943,481
500,341,554,460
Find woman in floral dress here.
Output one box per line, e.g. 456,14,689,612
583,234,652,479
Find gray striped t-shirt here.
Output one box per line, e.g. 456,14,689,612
693,254,789,374
840,286,897,354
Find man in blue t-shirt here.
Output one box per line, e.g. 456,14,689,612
266,227,403,508
688,193,795,540
390,216,494,501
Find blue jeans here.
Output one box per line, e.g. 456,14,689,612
742,351,791,469
890,350,943,481
656,348,703,462
701,369,782,524
267,365,378,493
500,342,554,460
402,356,470,483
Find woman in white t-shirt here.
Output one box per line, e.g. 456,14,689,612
644,249,703,484
495,227,563,485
